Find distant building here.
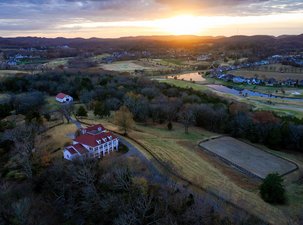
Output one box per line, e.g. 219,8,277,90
197,54,211,61
63,124,119,161
265,78,278,86
55,93,73,103
232,76,246,84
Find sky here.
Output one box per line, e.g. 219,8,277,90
0,0,303,38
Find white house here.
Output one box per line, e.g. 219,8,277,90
56,93,73,103
63,124,119,161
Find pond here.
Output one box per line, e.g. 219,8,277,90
168,72,206,82
207,84,303,102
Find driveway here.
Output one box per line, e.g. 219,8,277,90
117,136,166,184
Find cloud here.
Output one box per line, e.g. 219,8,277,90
0,0,302,36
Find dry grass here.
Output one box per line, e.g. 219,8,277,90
38,123,77,158
79,118,294,225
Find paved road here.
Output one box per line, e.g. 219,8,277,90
70,117,82,129
63,111,82,129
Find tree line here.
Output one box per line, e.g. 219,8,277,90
0,71,302,151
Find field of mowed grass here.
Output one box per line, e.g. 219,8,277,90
78,118,293,225
246,97,303,119
159,79,209,91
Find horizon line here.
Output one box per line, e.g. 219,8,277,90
1,33,303,40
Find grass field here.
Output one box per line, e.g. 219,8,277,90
200,136,297,179
44,96,62,111
90,53,111,61
77,117,299,225
159,79,209,91
43,57,72,68
0,70,30,77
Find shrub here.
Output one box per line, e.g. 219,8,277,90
76,106,88,117
118,143,129,153
260,173,286,204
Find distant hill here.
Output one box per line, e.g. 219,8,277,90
0,34,302,53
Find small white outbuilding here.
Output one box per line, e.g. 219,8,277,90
55,93,73,103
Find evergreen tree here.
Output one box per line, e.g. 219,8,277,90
260,173,286,204
76,106,88,117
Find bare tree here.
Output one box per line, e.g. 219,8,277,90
165,98,182,123
71,159,99,198
178,105,195,134
60,102,74,123
4,124,40,179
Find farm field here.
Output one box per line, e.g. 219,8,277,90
100,58,196,73
101,60,155,72
77,117,299,225
230,68,303,81
257,63,303,74
200,136,297,179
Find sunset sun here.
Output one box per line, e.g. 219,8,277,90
159,15,203,35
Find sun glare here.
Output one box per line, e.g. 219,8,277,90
158,15,203,35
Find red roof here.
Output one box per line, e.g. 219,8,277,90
81,124,105,133
66,143,89,155
56,93,67,99
74,131,117,148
